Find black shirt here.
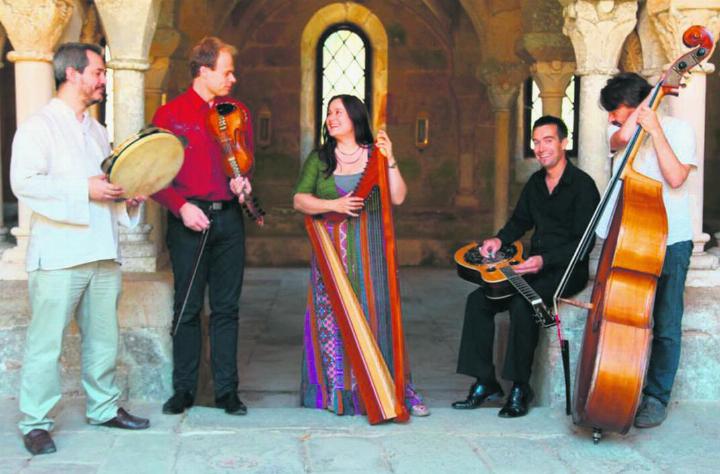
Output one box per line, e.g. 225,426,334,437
496,159,600,270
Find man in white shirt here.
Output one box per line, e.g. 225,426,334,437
600,72,696,429
10,43,150,456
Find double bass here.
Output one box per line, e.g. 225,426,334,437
553,26,715,444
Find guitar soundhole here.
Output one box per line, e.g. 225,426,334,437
486,266,496,272
463,247,484,265
464,243,518,266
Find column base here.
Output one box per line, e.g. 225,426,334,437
0,246,28,280
687,266,720,288
0,228,28,280
119,224,160,272
690,251,719,271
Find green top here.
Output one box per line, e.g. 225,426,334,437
293,151,341,199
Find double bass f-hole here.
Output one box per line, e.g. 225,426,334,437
208,102,266,226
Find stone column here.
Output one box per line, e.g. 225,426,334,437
479,62,527,231
453,92,481,208
487,84,518,231
0,0,74,279
144,27,180,264
0,25,7,242
530,60,576,117
562,0,638,190
647,1,720,270
95,0,162,272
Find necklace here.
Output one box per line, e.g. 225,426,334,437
335,145,364,165
336,144,361,156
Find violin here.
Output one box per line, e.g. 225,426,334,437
553,25,715,444
207,102,266,225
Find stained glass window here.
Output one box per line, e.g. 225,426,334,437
316,24,371,143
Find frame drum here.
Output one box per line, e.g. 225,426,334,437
101,127,184,198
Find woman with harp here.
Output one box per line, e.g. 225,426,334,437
293,94,428,423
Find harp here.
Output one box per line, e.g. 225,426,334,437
304,145,409,424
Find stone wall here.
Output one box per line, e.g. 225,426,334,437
2,273,718,406
0,274,174,401
162,0,498,266
511,284,720,408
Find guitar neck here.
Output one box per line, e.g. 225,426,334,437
500,267,544,307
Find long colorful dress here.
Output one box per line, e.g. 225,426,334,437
295,150,424,423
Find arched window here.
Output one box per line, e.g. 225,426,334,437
316,24,372,144
523,76,580,157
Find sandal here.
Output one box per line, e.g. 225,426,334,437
410,403,431,417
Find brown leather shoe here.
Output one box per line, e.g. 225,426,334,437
101,408,150,430
23,429,56,455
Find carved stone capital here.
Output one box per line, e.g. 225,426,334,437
95,0,161,61
107,58,150,72
531,60,576,98
478,60,528,88
521,33,575,63
562,0,638,75
487,83,521,112
477,61,527,111
0,0,74,59
636,4,666,78
647,1,720,74
521,0,574,61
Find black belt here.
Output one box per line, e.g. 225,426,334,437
187,199,237,212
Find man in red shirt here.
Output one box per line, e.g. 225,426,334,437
152,37,254,416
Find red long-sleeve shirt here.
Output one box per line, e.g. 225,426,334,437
151,87,254,216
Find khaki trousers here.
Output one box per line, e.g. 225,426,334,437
19,260,122,434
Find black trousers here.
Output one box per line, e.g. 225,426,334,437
167,201,245,399
456,265,588,384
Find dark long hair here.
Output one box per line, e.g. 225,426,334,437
318,94,374,177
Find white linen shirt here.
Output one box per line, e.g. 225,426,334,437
596,116,696,245
10,98,139,271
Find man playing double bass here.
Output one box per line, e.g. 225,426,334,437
599,73,696,429
452,116,599,417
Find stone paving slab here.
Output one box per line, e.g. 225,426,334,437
1,398,719,473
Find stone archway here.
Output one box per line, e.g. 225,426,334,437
299,2,388,162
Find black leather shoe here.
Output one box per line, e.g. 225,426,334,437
101,408,150,429
162,391,194,415
451,381,504,409
498,383,534,418
23,429,56,455
216,392,248,416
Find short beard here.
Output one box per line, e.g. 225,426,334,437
85,91,105,107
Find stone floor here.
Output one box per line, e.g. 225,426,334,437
1,268,718,473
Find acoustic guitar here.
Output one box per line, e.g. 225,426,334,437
454,241,556,328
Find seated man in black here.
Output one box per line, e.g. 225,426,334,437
452,115,599,417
